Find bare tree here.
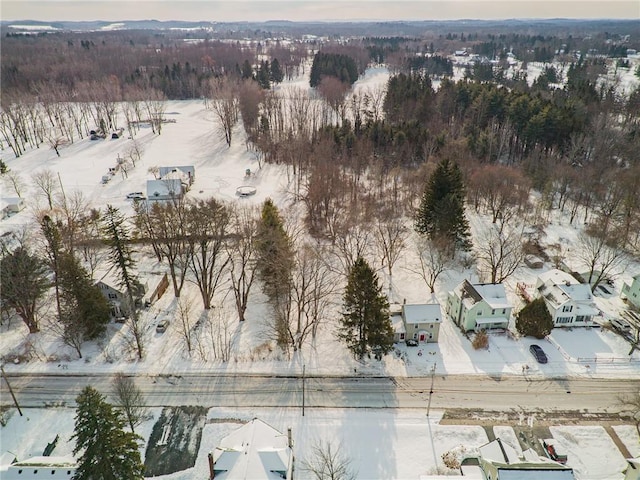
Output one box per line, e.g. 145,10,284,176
32,169,60,210
186,198,232,309
3,171,26,198
617,390,640,435
408,236,454,294
374,216,409,279
304,440,357,480
227,205,259,322
144,88,167,135
176,294,197,355
206,77,239,147
576,231,626,292
475,225,525,284
200,307,234,362
112,372,149,433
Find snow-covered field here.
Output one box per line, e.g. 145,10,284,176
1,62,639,479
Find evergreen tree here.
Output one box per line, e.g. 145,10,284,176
415,158,471,250
241,59,254,80
58,252,111,356
72,386,144,480
101,205,144,359
270,58,284,84
257,60,271,89
339,257,393,359
0,246,49,333
516,297,554,339
255,199,294,348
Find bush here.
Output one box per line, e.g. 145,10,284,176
472,330,489,350
516,297,553,338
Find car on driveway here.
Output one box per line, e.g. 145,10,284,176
156,319,169,333
405,339,418,347
529,344,548,364
126,192,146,200
610,318,632,333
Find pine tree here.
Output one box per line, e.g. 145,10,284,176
270,58,284,84
415,158,471,250
101,205,144,359
339,257,393,359
241,59,254,80
58,253,111,340
257,60,271,89
516,297,554,339
255,199,294,348
72,386,144,480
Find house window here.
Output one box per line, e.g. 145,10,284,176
557,316,572,324
400,333,405,340
502,309,506,314
562,305,573,313
108,293,117,299
477,310,482,316
576,315,591,322
429,324,433,328
415,325,418,329
491,309,495,315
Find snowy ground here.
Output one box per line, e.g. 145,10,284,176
1,63,639,479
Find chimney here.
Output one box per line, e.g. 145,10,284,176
208,452,215,480
287,427,293,449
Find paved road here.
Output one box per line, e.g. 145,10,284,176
2,373,638,413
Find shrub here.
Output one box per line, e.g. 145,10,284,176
516,297,553,338
472,330,489,350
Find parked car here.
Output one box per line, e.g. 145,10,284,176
529,344,548,364
405,339,419,347
114,316,128,324
610,318,632,333
156,319,169,333
126,192,146,200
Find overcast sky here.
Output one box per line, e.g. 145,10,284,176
2,0,639,22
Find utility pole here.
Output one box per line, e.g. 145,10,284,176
1,365,23,416
426,362,436,418
302,364,306,417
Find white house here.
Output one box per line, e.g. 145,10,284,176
1,197,25,219
146,178,184,202
535,269,599,328
159,165,195,186
622,273,640,310
0,456,77,479
625,457,640,480
209,418,293,480
447,281,512,332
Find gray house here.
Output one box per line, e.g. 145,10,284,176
146,178,184,202
159,165,195,186
402,303,442,343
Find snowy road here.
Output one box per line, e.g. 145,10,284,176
3,373,638,412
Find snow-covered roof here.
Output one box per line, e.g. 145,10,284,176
497,471,574,479
392,315,406,334
212,418,292,480
147,178,183,198
456,281,511,309
9,456,76,467
537,269,595,308
479,438,521,465
402,303,442,324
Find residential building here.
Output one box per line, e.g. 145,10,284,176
95,272,147,319
1,197,25,219
146,178,184,202
476,438,575,479
447,280,512,332
159,165,195,186
402,303,442,343
208,418,293,480
625,457,640,480
535,269,599,328
622,273,640,310
1,456,77,479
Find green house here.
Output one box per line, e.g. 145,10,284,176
622,273,640,310
447,280,512,332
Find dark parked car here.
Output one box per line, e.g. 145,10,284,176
156,319,170,333
405,339,419,347
529,344,548,364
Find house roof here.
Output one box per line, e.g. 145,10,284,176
147,178,183,198
537,269,596,309
402,303,442,324
479,438,521,465
496,470,574,479
10,456,77,467
457,281,511,310
392,315,406,334
212,418,292,480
